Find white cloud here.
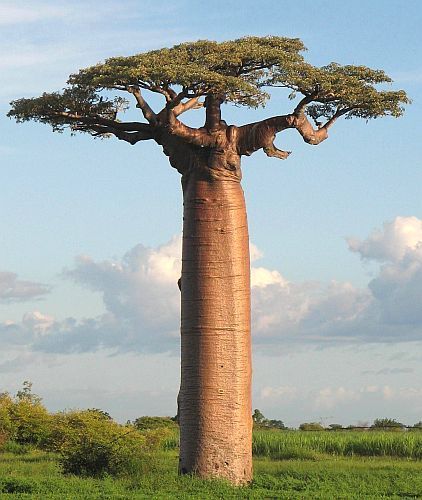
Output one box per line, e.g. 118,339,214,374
348,216,422,263
260,385,298,400
0,271,50,303
314,386,360,410
1,217,422,355
251,267,286,288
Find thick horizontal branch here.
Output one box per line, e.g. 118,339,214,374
52,111,153,133
236,115,295,156
74,124,154,144
236,102,346,158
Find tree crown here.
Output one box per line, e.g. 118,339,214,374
7,36,409,162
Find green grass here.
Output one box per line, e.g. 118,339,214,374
253,429,422,459
1,448,422,499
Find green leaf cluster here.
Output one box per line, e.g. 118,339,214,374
68,36,306,108
0,382,51,447
7,36,409,135
8,87,128,132
297,63,411,120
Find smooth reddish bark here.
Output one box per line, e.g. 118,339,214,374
179,173,252,484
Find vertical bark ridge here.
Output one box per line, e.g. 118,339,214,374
179,174,252,484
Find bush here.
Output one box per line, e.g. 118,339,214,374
0,478,36,494
133,416,177,431
0,382,52,447
56,410,149,478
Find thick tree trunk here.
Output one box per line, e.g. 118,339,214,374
179,172,252,485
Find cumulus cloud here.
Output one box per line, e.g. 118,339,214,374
348,216,422,263
260,386,298,400
256,383,422,416
0,237,182,354
314,386,360,410
0,271,50,302
348,216,422,329
1,216,422,354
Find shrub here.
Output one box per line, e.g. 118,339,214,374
0,382,52,447
56,410,149,478
133,416,177,431
0,478,36,494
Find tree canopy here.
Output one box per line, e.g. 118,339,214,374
8,36,409,163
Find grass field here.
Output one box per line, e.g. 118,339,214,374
1,431,422,499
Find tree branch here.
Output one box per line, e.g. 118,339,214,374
73,124,153,144
293,86,321,116
166,108,215,147
126,85,157,125
52,111,153,134
236,115,295,157
172,96,204,117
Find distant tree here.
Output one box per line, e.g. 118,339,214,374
16,381,42,406
413,421,422,429
252,410,286,430
252,409,266,425
299,422,325,431
328,423,343,430
266,419,287,430
371,418,405,430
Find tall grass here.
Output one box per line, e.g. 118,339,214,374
252,430,422,459
157,428,422,459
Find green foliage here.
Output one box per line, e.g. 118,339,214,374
0,477,35,494
253,429,422,459
252,409,266,425
68,36,305,108
371,418,405,430
299,422,325,431
328,424,343,430
252,409,287,430
2,449,422,499
8,87,127,133
133,416,177,431
7,36,409,137
55,410,148,477
0,382,51,447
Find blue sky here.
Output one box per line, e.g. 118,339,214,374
1,0,421,426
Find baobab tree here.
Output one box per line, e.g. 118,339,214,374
8,36,408,484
